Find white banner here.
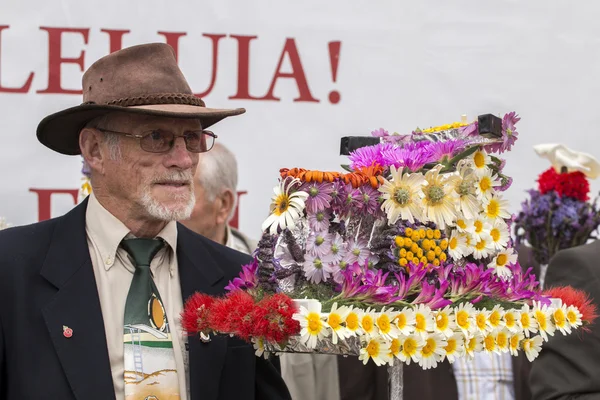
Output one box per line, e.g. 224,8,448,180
2,0,600,241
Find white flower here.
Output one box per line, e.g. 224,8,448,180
474,309,491,335
454,217,470,233
488,249,518,279
509,332,524,356
293,305,330,349
455,303,476,336
464,333,483,359
388,338,403,365
448,161,481,219
483,194,511,221
447,230,469,260
503,309,520,333
358,308,379,339
496,329,511,354
421,165,457,229
489,219,510,250
472,234,495,260
470,149,492,176
379,166,425,225
434,305,457,338
262,178,308,234
444,333,466,364
533,302,556,342
326,303,352,344
419,333,448,370
483,331,498,354
344,307,361,336
252,337,269,359
0,217,11,230
488,305,506,331
414,304,435,338
566,305,583,330
467,215,492,241
398,334,425,365
476,169,501,200
394,307,416,336
522,335,544,362
519,304,539,338
376,307,400,341
359,337,392,366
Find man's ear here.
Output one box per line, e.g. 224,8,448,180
216,189,235,225
79,128,107,175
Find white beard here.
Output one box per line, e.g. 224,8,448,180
140,170,196,221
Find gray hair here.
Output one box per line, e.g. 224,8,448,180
84,114,122,160
196,142,239,222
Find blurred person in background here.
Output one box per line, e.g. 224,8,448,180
182,142,256,253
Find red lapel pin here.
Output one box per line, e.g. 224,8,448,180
63,325,73,338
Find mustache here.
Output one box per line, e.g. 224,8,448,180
150,170,194,184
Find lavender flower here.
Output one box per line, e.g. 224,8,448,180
306,232,332,258
307,210,330,232
329,233,347,264
303,253,334,284
356,185,381,216
302,182,334,213
346,238,370,265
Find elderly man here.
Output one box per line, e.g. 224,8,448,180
0,43,290,400
182,142,256,253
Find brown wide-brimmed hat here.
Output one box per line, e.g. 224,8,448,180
37,43,245,155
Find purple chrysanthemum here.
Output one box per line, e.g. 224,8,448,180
301,182,333,213
356,185,381,216
345,238,370,265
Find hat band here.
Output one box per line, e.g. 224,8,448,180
82,93,206,108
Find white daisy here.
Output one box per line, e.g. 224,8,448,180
470,149,492,176
551,303,572,335
293,304,330,349
509,331,524,356
359,337,392,366
262,177,309,234
444,333,466,364
447,230,469,260
503,309,520,333
533,302,556,342
344,307,361,336
252,337,269,359
421,165,457,229
414,304,435,338
379,166,425,225
566,305,583,330
519,304,539,338
455,303,476,336
522,335,543,362
326,303,352,344
488,305,506,331
388,338,403,364
474,309,491,335
454,217,470,233
376,307,400,341
496,329,511,354
476,169,501,200
467,214,492,241
419,333,448,370
483,194,512,222
434,305,457,338
394,307,416,336
358,308,379,339
483,331,498,354
472,235,495,260
464,333,483,359
488,249,518,279
489,219,510,250
449,161,481,219
398,334,425,365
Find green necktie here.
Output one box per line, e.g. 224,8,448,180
121,238,180,400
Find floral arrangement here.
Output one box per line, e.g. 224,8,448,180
514,144,600,265
78,157,92,203
182,114,596,369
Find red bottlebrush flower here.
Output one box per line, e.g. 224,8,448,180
252,293,301,344
544,286,598,328
538,168,559,194
180,293,216,335
556,171,590,201
208,290,257,340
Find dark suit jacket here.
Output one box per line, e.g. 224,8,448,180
0,200,290,400
529,240,600,400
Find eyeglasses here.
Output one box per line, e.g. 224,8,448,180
96,127,218,153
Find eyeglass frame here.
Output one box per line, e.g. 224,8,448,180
94,127,218,153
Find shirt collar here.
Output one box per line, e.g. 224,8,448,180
85,192,178,272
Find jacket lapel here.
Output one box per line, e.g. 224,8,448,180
40,199,115,400
177,225,228,400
